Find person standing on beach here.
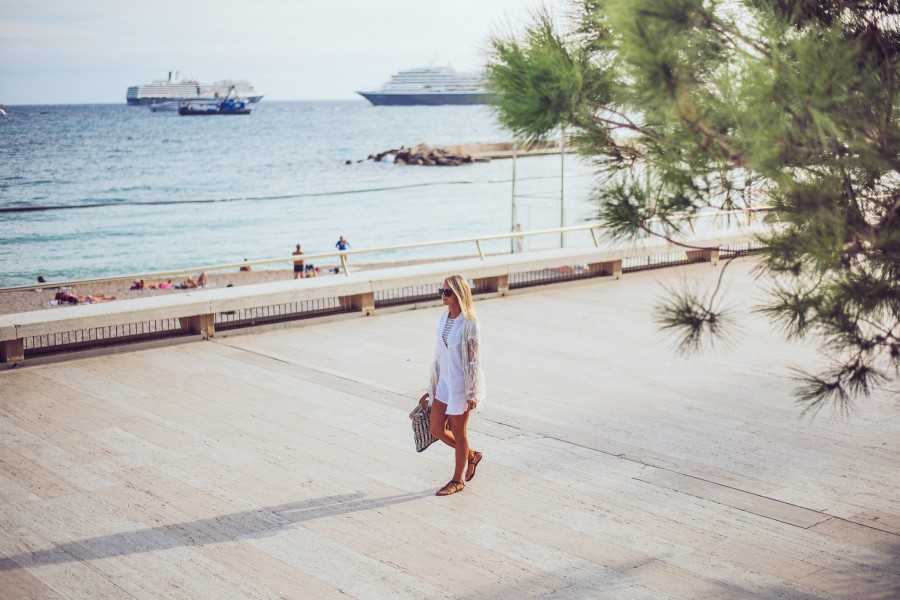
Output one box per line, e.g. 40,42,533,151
293,244,305,279
419,274,486,496
334,236,350,274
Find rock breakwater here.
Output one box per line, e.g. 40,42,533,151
350,143,491,166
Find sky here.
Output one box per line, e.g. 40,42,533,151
0,0,564,105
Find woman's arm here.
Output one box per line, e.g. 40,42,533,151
463,321,484,407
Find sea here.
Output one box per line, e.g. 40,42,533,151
0,101,599,289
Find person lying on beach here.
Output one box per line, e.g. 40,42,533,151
55,291,80,304
130,279,146,290
85,293,116,304
55,291,116,305
175,273,207,289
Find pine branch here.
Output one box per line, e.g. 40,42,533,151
584,101,665,142
709,16,771,59
635,224,715,252
854,8,895,125
707,253,740,314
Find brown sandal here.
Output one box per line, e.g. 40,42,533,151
465,451,483,482
436,480,465,496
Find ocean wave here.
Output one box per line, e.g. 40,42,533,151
0,181,476,213
0,173,587,214
0,178,60,187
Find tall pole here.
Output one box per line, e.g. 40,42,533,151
511,142,517,253
560,125,565,248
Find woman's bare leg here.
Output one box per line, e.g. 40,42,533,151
429,399,455,448
431,400,475,460
448,412,471,483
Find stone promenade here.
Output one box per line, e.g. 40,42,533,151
1,257,898,599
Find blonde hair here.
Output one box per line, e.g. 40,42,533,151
444,274,477,322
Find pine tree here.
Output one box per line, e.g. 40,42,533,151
487,1,900,413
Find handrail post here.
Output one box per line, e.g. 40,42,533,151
340,254,350,277
476,240,485,260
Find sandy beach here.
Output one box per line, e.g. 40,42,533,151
0,256,472,316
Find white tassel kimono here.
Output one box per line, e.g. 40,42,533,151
426,312,486,413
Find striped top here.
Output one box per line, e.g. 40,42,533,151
442,316,456,346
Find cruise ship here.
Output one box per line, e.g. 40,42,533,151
356,66,494,106
126,71,264,105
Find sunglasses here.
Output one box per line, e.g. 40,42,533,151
439,288,454,298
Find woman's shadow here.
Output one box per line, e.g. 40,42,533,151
1,490,432,571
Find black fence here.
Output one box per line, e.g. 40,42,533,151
509,264,597,289
375,283,443,308
216,297,351,331
24,318,185,358
720,241,765,258
622,250,700,273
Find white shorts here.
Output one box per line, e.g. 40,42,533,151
434,396,468,416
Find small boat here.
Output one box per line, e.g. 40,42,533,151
178,88,251,116
148,100,182,112
0,104,7,116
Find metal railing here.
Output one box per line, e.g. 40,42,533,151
25,318,184,358
374,283,444,308
719,240,767,258
3,233,768,365
215,297,351,331
509,264,598,289
0,206,772,295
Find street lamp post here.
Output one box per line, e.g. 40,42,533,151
560,126,565,248
511,142,517,253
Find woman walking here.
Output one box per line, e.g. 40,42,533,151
420,275,486,496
